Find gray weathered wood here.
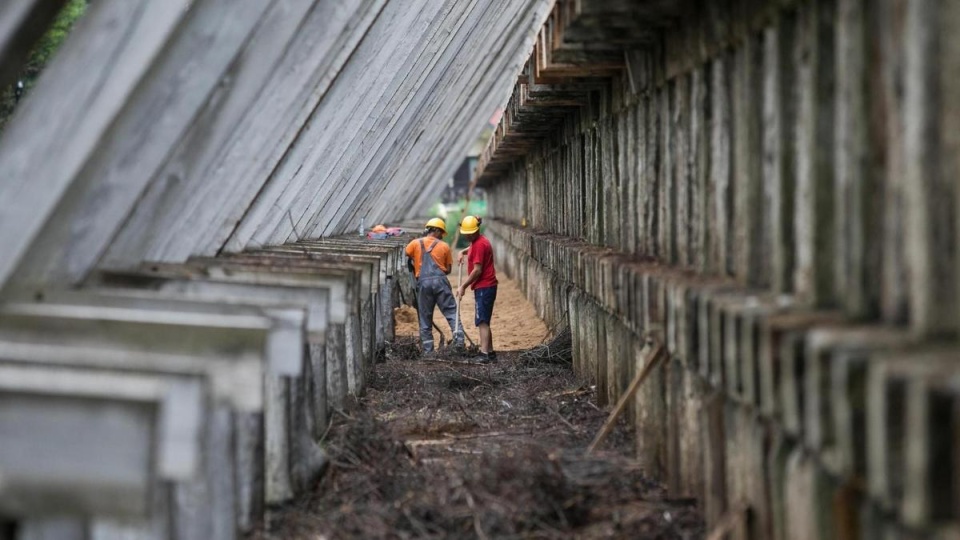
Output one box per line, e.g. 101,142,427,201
902,0,960,336
792,0,836,307
762,15,796,294
0,302,274,410
0,0,190,288
709,54,732,276
101,0,383,267
732,34,764,287
5,0,276,290
0,365,194,519
229,0,552,247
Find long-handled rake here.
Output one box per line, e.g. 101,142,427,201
453,262,476,349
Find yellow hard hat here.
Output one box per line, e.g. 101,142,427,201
459,215,481,235
425,217,446,233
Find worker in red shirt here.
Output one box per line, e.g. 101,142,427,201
455,216,498,364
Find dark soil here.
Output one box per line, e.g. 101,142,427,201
253,337,704,539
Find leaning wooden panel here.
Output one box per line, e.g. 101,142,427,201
296,0,507,238
0,0,190,288
0,300,289,410
0,365,203,520
0,296,307,515
4,0,276,291
103,0,382,267
248,0,553,243
104,261,350,325
220,0,454,250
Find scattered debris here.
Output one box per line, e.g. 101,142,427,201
252,347,704,539
383,336,422,362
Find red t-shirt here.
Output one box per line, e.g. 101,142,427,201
467,235,498,290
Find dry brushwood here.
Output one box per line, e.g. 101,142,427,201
520,326,573,364
385,336,422,361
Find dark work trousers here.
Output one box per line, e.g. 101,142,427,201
416,239,463,352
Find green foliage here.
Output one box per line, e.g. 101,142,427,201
0,0,88,131
433,199,487,249
24,0,88,79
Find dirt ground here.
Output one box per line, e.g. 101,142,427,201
256,277,703,539
394,274,550,351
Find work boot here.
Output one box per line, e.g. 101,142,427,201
471,351,497,364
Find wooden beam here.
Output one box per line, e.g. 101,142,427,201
587,340,664,454
0,0,191,289
5,0,278,291
103,0,383,267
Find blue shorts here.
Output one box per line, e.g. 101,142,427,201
474,286,497,326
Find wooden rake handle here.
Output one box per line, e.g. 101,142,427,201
454,262,463,335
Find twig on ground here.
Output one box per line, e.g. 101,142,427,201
318,416,336,444
454,392,478,424
442,430,532,440
549,402,578,432
402,508,433,538
463,488,490,540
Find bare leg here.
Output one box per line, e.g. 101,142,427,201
478,322,493,354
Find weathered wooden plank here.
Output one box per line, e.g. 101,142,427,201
5,0,276,290
172,405,235,540
659,85,674,263
732,33,764,287
225,0,481,248
0,365,199,519
642,91,660,257
902,0,960,336
259,0,553,242
792,0,837,307
674,75,691,268
708,53,733,277
878,0,909,325
263,374,292,505
0,0,190,288
618,105,635,253
690,66,708,273
702,388,728,527
833,0,886,320
103,0,383,267
762,13,797,294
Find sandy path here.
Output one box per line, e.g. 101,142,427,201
394,274,550,351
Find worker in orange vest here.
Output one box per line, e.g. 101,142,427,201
405,218,464,354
